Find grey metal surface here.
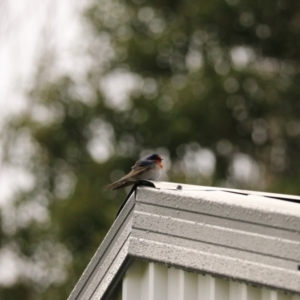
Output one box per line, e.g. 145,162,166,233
68,182,300,299
145,180,300,203
67,192,136,300
130,187,300,293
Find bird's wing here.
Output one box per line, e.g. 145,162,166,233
131,159,154,170
119,163,153,181
104,163,153,190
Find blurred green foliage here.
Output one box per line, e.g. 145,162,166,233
1,0,300,299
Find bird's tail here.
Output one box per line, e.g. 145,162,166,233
104,179,135,190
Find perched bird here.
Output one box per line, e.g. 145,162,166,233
105,153,163,190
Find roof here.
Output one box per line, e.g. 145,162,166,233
68,181,300,300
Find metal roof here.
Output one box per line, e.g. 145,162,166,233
68,181,300,300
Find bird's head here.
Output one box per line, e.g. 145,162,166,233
147,153,163,168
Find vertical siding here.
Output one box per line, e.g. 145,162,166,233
122,261,300,300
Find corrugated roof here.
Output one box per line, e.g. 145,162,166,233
68,181,300,300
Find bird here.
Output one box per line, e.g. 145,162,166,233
105,153,163,190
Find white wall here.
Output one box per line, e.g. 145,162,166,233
123,260,300,300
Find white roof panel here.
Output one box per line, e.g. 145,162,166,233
68,181,300,300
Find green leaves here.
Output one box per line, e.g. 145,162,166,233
2,0,300,299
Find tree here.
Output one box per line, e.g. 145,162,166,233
1,0,300,299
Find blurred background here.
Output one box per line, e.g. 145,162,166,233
1,0,300,299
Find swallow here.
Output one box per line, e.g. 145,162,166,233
105,153,163,190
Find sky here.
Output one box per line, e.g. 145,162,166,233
0,0,89,206
0,0,89,286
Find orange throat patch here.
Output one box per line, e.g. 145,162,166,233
157,161,163,168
